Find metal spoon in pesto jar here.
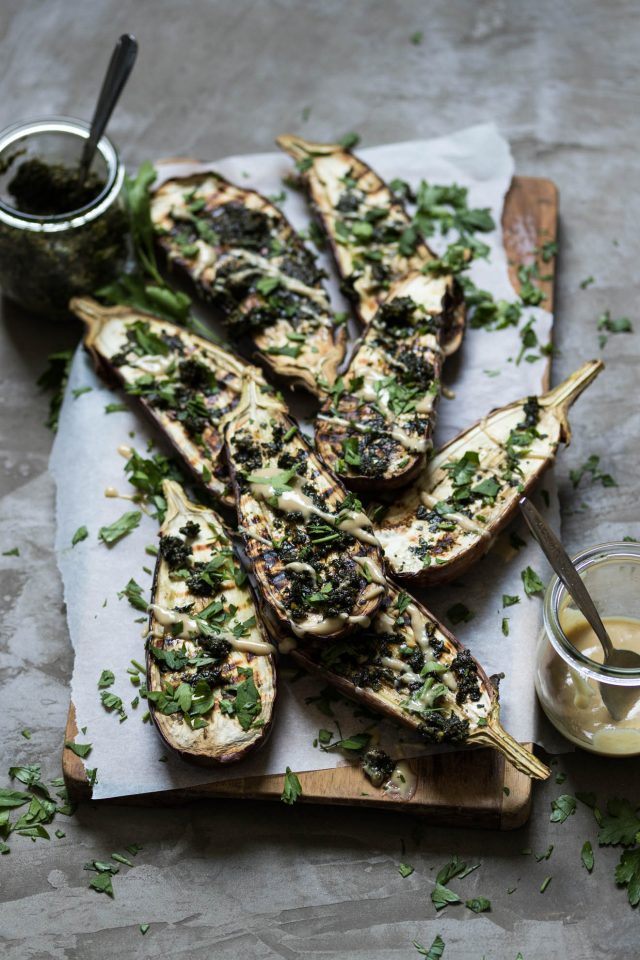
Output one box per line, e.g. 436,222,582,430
519,496,640,721
78,33,138,184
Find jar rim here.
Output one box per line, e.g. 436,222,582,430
543,540,640,686
0,117,124,232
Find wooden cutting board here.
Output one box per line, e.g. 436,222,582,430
63,175,558,828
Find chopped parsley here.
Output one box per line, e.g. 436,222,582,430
581,840,594,872
431,882,461,911
465,896,491,913
64,741,92,758
98,510,142,546
399,863,414,878
503,594,520,607
550,794,577,823
521,566,544,596
569,454,616,490
281,767,302,805
71,525,89,547
413,934,445,958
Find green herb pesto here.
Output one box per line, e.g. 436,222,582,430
0,158,128,317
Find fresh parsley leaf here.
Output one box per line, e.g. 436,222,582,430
503,594,520,607
140,923,150,935
98,670,115,688
281,767,302,805
71,526,89,547
413,934,445,958
465,896,491,913
581,840,594,872
569,454,616,490
118,577,147,612
540,876,552,893
322,732,371,753
98,511,142,546
550,794,577,823
501,617,510,636
580,275,595,289
410,30,423,45
64,741,92,758
615,848,640,906
2,547,19,557
339,132,360,150
446,603,474,625
234,669,261,731
0,789,31,809
104,402,129,414
37,350,73,432
521,566,544,596
598,798,640,846
89,872,114,897
431,882,461,911
399,863,414,878
435,855,468,885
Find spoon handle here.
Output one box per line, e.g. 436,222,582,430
79,34,138,181
519,497,614,659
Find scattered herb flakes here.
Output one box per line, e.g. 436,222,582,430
71,525,89,547
581,840,594,872
501,617,510,636
104,402,129,414
465,896,491,913
21,729,31,740
410,30,424,45
540,240,558,262
436,855,468,885
521,566,544,596
502,594,520,608
503,786,510,796
98,670,115,688
615,848,640,906
281,767,302,805
86,768,98,787
535,844,554,862
398,863,414,878
55,829,66,839
2,547,19,557
98,510,142,546
550,794,577,823
446,603,474,625
431,882,461,911
72,386,93,399
37,349,73,431
339,132,360,150
597,310,632,348
140,924,150,935
64,741,92,758
112,852,134,867
598,798,640,846
413,934,445,959
118,577,148,612
89,871,114,897
125,843,143,856
0,789,31,808
580,275,595,289
321,732,370,753
539,875,552,894
569,454,616,490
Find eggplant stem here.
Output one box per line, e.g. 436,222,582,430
541,359,604,409
470,722,550,780
276,134,343,160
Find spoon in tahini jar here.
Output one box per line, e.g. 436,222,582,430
519,496,640,721
78,34,138,184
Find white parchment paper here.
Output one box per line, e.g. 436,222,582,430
51,123,566,801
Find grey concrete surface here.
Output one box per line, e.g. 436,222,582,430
1,1,639,957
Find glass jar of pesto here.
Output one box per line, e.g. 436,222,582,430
0,117,128,318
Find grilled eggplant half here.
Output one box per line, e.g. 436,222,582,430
374,360,604,585
226,375,385,640
75,297,265,508
289,579,549,779
146,480,276,764
315,272,447,490
276,134,464,353
150,172,346,395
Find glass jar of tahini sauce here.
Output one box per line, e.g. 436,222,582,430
535,541,640,756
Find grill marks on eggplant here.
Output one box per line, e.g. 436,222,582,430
146,480,276,764
276,135,464,353
315,274,449,490
150,173,346,395
373,361,604,585
75,297,263,507
225,377,385,640
289,580,550,779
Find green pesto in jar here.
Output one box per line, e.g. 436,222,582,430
0,155,128,318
